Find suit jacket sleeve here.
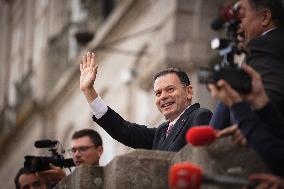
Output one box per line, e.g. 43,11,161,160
93,107,156,149
231,101,284,174
210,101,231,129
247,28,284,116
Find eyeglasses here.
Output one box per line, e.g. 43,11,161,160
68,145,97,154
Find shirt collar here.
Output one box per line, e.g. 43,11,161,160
169,105,191,126
261,27,277,36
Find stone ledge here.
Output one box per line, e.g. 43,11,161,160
56,138,269,189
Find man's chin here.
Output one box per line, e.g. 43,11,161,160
163,111,174,121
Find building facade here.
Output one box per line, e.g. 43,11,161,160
0,0,220,188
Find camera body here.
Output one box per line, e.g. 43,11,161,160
200,2,252,93
198,64,251,93
24,139,75,172
198,37,251,93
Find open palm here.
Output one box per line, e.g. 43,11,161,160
80,52,98,91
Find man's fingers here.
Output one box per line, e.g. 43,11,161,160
90,53,96,68
208,84,218,97
231,132,247,146
242,64,260,81
86,52,91,67
217,125,238,138
92,65,98,74
80,63,82,72
82,55,87,69
217,80,234,95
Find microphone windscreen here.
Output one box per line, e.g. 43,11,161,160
34,139,58,148
169,162,202,189
186,126,217,146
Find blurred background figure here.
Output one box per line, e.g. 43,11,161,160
15,167,48,189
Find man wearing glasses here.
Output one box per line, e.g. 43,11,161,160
36,129,103,186
69,129,103,166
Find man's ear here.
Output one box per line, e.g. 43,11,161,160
186,85,193,100
262,9,272,27
96,146,103,156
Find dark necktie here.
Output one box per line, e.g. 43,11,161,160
166,123,174,137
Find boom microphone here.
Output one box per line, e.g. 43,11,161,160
34,139,58,148
186,126,217,146
169,162,256,189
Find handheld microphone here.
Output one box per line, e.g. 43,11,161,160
169,162,256,189
34,139,58,148
186,126,217,146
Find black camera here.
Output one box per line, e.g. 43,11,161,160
198,38,251,93
199,2,252,94
24,139,75,172
198,64,251,93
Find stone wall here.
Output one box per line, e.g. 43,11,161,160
55,139,268,189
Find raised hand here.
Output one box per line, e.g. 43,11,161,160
80,52,99,103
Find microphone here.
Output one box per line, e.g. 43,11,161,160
169,162,256,189
186,126,217,146
34,139,58,148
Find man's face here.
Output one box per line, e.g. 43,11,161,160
71,136,102,166
154,73,192,121
238,0,266,43
19,173,46,189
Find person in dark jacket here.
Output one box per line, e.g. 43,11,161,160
210,0,284,130
209,64,284,175
80,52,212,152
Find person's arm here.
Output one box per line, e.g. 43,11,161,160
37,164,66,186
93,107,156,149
80,52,155,149
255,102,284,138
209,101,232,130
231,101,284,174
208,64,284,174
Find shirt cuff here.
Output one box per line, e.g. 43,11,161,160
89,96,108,119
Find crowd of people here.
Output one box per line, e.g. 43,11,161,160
15,0,284,188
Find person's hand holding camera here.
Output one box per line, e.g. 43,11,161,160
208,64,269,110
37,164,66,185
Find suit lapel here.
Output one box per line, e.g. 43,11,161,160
160,103,200,150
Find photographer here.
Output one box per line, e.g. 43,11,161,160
209,64,284,175
210,0,284,130
35,129,103,186
15,167,48,189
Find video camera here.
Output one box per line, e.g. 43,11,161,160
24,139,75,172
198,2,251,93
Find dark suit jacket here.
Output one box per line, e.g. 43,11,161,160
93,103,212,152
231,101,284,175
211,27,284,129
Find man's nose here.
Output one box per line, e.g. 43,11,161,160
160,91,169,99
73,150,81,157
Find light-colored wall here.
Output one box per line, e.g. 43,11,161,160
0,0,219,188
